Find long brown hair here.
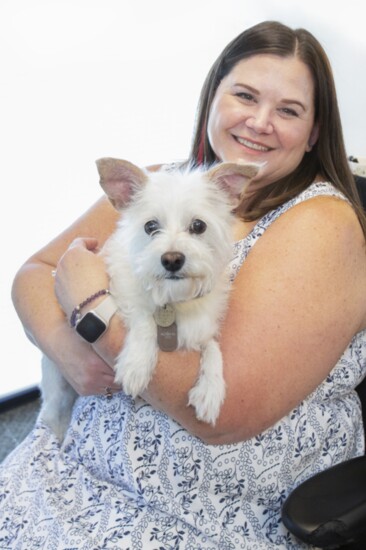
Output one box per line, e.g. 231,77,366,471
187,21,366,234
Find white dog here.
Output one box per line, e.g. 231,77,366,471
39,159,258,441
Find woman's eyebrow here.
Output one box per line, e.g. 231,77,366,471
233,82,259,95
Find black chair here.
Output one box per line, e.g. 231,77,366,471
282,454,366,549
282,176,366,549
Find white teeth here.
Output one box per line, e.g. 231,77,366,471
236,137,270,152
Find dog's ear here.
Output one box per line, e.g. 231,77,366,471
206,161,260,205
96,158,148,210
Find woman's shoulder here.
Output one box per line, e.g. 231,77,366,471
269,181,350,225
231,180,362,281
260,185,366,327
265,185,363,257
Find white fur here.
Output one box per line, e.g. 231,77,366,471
39,356,78,442
105,170,233,423
39,160,258,440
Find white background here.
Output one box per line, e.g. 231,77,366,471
1,0,365,397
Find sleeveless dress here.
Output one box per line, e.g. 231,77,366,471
1,182,366,550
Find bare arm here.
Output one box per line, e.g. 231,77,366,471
91,197,366,444
12,192,366,444
11,164,163,394
11,195,121,394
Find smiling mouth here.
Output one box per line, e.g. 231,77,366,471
235,136,273,152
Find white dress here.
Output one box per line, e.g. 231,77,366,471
1,182,365,549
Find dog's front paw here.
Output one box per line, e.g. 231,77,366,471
116,367,149,398
113,326,158,398
188,378,226,426
114,357,155,398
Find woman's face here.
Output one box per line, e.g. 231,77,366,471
207,54,319,187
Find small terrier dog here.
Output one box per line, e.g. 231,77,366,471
39,159,258,441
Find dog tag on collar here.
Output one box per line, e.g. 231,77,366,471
157,322,178,352
154,304,176,327
155,305,177,351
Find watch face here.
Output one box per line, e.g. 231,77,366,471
76,312,106,343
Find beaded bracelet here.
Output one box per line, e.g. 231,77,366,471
70,289,111,328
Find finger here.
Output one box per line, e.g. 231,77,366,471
104,378,122,393
101,370,121,393
100,383,122,397
70,237,99,251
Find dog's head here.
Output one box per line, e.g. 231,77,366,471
97,158,258,305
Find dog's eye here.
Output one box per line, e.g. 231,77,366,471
189,219,207,235
144,220,160,235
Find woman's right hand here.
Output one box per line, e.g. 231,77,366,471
46,321,120,396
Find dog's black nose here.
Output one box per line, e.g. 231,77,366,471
161,252,185,272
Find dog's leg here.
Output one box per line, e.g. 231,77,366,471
187,339,226,426
114,315,158,398
38,355,78,442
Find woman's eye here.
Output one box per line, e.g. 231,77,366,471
189,219,207,235
236,92,255,102
144,220,160,235
279,107,299,117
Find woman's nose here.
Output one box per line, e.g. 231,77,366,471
245,107,273,134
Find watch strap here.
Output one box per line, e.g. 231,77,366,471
89,295,118,324
70,288,111,328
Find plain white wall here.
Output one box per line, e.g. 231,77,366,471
1,0,365,396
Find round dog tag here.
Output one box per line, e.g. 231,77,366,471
154,304,176,327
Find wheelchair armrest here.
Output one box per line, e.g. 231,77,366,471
282,455,366,548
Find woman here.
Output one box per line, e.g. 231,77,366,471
2,21,366,549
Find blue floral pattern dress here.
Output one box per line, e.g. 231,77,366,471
1,182,366,549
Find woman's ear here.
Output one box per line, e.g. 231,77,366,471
306,123,319,152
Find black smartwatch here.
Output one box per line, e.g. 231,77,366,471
75,296,118,343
